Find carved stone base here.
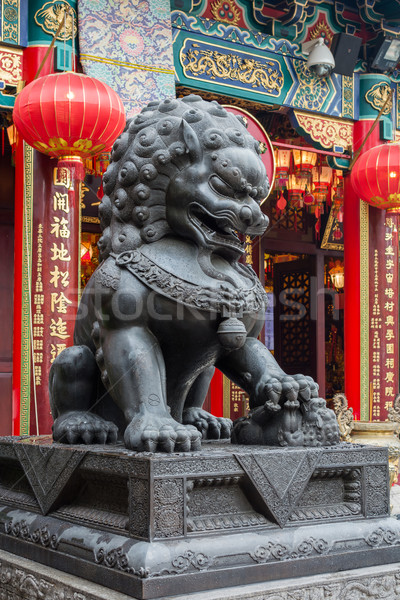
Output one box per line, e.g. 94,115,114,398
1,549,400,600
0,437,399,599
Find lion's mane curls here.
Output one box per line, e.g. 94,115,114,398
97,95,263,260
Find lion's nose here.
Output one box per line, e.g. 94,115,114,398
240,206,253,226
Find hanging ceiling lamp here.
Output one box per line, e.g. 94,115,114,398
293,149,317,177
332,170,344,222
274,149,291,184
351,142,400,212
312,165,333,204
287,173,307,208
329,262,345,290
13,72,125,184
80,240,93,261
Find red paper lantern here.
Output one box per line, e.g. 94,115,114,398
13,72,126,182
351,142,400,212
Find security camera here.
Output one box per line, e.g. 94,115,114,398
302,37,335,77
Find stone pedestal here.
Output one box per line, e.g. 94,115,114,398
351,420,400,485
1,548,400,600
0,437,399,599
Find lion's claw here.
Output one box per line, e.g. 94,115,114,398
292,374,318,401
263,378,282,404
125,414,201,452
264,399,281,413
182,408,232,440
281,375,300,402
52,411,119,445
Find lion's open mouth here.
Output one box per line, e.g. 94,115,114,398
189,204,244,251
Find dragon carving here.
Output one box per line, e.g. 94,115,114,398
184,49,283,93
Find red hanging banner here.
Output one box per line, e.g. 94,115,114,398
368,210,399,420
30,153,80,434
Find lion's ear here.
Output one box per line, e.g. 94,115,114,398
181,120,203,163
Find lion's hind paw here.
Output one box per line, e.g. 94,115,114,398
52,411,118,445
124,416,202,452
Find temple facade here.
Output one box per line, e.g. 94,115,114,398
1,0,400,435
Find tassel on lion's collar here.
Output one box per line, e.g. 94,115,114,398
111,250,267,316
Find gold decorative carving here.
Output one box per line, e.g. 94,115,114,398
210,0,240,26
20,143,34,435
342,75,354,119
2,0,19,44
309,21,333,45
34,1,77,41
332,393,354,442
292,60,329,111
0,46,22,85
182,43,283,96
293,110,353,150
365,81,393,115
320,207,344,251
81,216,100,225
388,394,400,424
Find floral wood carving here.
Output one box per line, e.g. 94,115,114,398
293,110,353,150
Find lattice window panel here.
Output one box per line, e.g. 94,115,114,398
270,206,307,232
279,271,311,369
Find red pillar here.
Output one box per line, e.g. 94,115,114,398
210,369,224,418
344,175,361,418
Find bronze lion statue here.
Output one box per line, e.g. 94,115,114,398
49,95,339,451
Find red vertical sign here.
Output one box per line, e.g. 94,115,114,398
369,211,399,420
31,153,79,434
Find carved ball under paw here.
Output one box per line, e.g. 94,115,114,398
231,415,264,445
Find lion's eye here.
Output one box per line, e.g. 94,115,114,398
209,175,235,197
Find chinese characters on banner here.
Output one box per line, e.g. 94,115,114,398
229,380,249,420
369,214,399,421
244,235,253,266
31,154,79,434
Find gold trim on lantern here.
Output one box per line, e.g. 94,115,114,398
59,155,85,163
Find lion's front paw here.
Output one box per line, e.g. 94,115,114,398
52,411,118,445
124,414,202,452
252,373,319,411
292,374,319,401
182,408,232,440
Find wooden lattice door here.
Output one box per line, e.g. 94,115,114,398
273,258,316,380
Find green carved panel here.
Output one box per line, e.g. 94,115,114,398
173,11,348,119
175,32,290,105
28,0,77,46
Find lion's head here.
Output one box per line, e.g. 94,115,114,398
98,95,270,261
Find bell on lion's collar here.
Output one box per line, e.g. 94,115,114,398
217,317,247,350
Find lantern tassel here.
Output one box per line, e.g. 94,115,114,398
276,190,287,215
97,180,104,200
